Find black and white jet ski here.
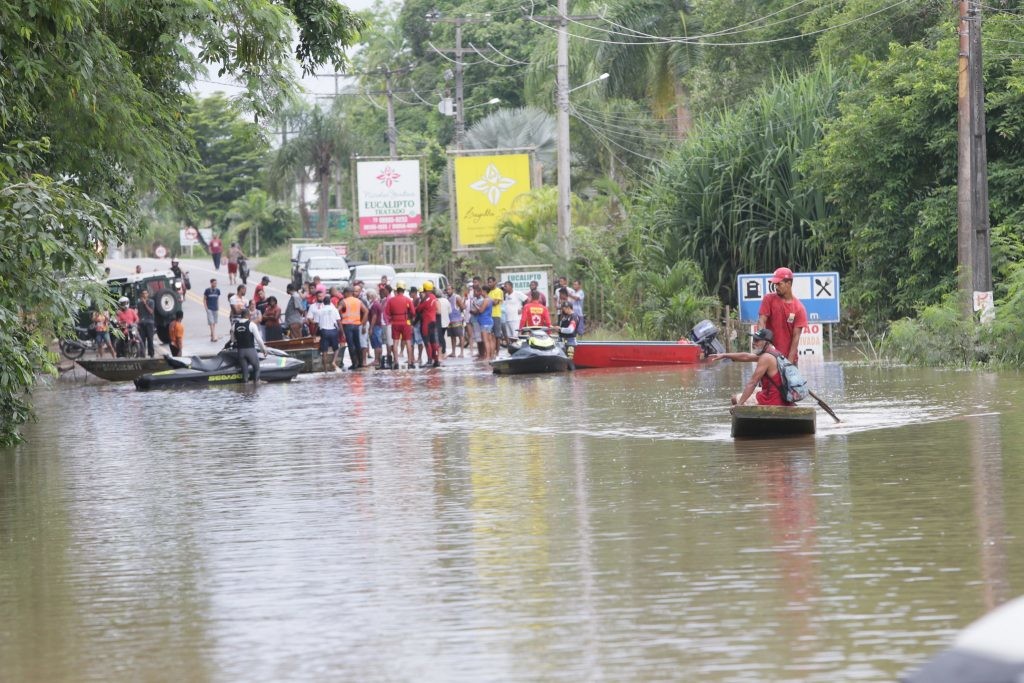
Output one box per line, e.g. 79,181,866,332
134,347,303,390
490,329,571,375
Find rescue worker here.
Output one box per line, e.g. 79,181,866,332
519,289,551,331
385,282,416,369
339,287,368,370
416,280,441,368
556,301,580,369
231,308,268,383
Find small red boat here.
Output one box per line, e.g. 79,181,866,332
571,340,703,368
569,320,726,369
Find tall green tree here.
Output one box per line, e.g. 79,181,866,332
178,94,270,232
640,65,842,301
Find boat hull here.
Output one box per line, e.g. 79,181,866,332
731,405,816,438
491,354,570,375
134,354,304,390
76,358,173,382
572,341,702,368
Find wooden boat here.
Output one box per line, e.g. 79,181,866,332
572,340,703,368
730,405,816,438
265,336,318,351
76,357,173,382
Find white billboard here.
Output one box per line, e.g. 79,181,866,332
356,159,421,237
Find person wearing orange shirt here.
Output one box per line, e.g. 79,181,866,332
168,311,185,357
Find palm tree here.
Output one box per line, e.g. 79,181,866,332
465,107,557,172
595,0,700,139
268,103,352,239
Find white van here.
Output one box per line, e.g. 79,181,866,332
350,264,397,284
395,271,450,293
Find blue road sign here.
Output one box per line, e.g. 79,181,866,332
737,271,840,323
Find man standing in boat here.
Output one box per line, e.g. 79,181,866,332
759,267,807,365
708,329,793,407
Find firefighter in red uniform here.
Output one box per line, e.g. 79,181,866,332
416,281,442,367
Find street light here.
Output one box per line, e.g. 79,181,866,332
467,97,501,110
569,73,609,93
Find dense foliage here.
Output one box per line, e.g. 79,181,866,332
0,0,363,445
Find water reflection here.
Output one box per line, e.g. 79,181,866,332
1,360,1022,681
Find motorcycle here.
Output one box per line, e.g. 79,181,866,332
113,322,143,359
60,325,98,360
238,256,250,285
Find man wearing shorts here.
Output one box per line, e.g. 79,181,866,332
306,290,341,372
385,282,416,369
227,242,243,285
203,279,221,341
445,284,464,358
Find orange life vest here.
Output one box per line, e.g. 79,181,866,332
341,296,363,325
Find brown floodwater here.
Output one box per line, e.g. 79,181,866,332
1,357,1021,681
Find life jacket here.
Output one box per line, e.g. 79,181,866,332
233,319,255,348
341,296,362,325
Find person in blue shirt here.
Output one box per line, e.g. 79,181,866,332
203,278,221,341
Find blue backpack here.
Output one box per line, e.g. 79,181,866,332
772,351,809,403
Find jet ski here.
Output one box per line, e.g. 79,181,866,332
491,329,571,375
134,347,304,390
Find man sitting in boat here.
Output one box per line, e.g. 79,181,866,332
708,329,793,407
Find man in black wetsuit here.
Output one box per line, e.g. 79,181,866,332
231,308,268,383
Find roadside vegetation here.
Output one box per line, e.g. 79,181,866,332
6,0,1024,444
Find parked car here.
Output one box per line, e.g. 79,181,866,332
302,256,350,290
395,271,450,293
106,271,184,343
291,245,339,289
350,264,397,285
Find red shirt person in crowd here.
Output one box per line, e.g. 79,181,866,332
385,283,417,368
519,290,551,330
416,281,441,367
758,267,808,365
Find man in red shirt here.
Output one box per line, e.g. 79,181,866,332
758,266,807,365
385,282,416,369
416,281,441,367
519,290,551,330
708,329,792,407
208,234,223,270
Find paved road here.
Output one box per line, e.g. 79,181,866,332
105,255,288,358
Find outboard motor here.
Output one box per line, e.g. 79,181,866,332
690,319,726,356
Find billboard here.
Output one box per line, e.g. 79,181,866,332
356,159,422,237
453,153,532,247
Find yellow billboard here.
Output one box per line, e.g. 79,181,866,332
453,153,532,247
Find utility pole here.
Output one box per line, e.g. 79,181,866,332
957,0,992,320
427,14,490,149
384,69,398,159
533,8,601,261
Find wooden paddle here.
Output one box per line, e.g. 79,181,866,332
808,389,842,423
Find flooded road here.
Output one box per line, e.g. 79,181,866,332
2,358,1022,681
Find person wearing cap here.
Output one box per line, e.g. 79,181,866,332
556,300,580,368
707,329,793,407
519,289,551,331
416,280,442,367
759,266,807,365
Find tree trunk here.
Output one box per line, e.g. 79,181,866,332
318,167,330,241
297,169,312,237
675,80,693,140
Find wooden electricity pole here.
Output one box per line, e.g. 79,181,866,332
957,0,992,319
